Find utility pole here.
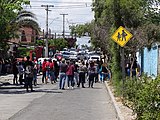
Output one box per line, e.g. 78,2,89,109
60,14,68,38
41,5,54,57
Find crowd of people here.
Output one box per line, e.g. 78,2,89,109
0,56,111,92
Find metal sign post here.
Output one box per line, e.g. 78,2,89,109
111,26,133,96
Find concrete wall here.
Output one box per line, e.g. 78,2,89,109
139,45,158,77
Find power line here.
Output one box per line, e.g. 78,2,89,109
23,5,92,10
30,1,92,4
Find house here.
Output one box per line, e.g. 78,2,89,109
8,26,39,58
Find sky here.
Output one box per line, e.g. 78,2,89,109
24,0,94,34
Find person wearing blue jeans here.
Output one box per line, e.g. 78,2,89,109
59,72,66,89
59,59,67,90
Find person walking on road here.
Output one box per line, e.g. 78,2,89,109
88,61,96,88
12,59,18,85
24,56,34,92
66,61,75,89
73,61,79,86
49,59,55,84
78,61,87,88
17,62,24,85
59,59,67,90
33,62,38,86
53,60,59,82
42,59,47,83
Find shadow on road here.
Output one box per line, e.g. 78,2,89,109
0,84,63,94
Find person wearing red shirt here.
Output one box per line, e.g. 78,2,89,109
42,59,47,83
49,60,55,83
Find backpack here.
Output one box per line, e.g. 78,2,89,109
25,65,33,78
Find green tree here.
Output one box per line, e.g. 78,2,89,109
48,38,68,51
0,0,30,56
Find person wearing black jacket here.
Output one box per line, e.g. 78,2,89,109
24,56,34,92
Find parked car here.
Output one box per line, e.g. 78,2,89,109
69,52,78,61
54,53,63,61
77,52,88,60
61,51,71,60
88,54,101,62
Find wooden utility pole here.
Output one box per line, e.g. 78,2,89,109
60,14,68,38
41,5,54,57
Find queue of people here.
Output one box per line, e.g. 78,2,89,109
1,56,111,92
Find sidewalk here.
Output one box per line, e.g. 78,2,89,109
105,81,136,120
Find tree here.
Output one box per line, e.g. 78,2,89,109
0,0,30,57
92,0,160,79
48,38,68,51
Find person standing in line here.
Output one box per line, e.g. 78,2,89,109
18,62,24,85
42,59,47,83
49,59,55,84
101,63,109,82
66,61,75,89
53,60,59,82
24,56,34,92
33,62,38,86
78,61,87,88
88,61,96,88
37,59,42,75
45,59,51,84
12,59,19,85
95,60,100,83
59,59,67,90
73,61,79,87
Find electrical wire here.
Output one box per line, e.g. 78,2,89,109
24,6,92,10
30,1,92,4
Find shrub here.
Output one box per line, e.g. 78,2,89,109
122,75,160,120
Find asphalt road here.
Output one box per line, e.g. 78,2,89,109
9,82,117,120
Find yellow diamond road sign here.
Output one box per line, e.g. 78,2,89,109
111,26,133,47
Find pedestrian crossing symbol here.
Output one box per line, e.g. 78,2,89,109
111,26,133,47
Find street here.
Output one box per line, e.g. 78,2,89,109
0,75,117,120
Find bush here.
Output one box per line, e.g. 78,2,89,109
122,75,160,120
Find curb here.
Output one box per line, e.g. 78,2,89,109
104,81,125,120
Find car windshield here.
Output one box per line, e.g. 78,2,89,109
91,57,99,59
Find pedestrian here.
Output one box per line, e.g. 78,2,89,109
101,63,109,82
78,61,87,88
59,59,67,90
66,61,75,89
33,62,37,86
53,60,59,82
45,59,51,84
49,59,55,84
18,62,24,85
12,59,18,85
73,61,79,86
88,61,96,88
42,59,47,83
37,59,42,75
24,56,34,92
